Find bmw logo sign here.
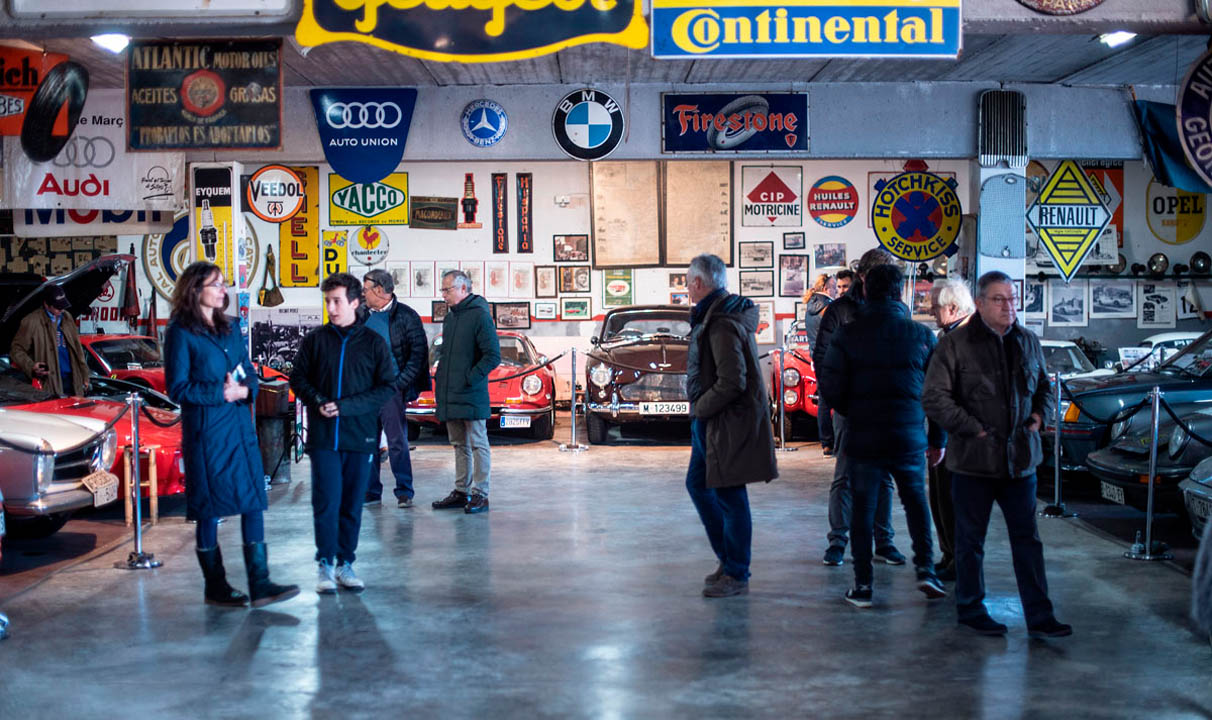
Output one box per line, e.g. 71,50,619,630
460,99,508,148
552,89,624,161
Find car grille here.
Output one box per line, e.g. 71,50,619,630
54,437,104,483
618,373,688,402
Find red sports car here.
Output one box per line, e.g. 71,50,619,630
407,330,557,440
80,333,166,392
767,323,820,439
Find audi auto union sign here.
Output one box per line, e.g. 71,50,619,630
310,88,417,185
2,89,185,211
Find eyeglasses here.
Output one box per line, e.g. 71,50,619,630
204,281,226,289
982,295,1017,306
439,285,457,294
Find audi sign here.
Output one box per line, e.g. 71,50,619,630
310,88,416,185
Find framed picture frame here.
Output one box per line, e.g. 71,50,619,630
553,234,590,262
1089,279,1136,319
493,301,531,329
739,241,774,268
779,254,810,297
558,265,591,294
783,231,805,250
755,300,775,344
509,261,534,298
795,301,807,323
410,261,435,298
669,272,687,291
561,296,591,320
739,270,774,297
460,261,483,295
1024,280,1046,315
431,301,449,323
670,291,690,306
386,262,409,297
534,265,558,298
484,260,509,297
1012,279,1024,312
813,242,846,270
1048,280,1088,328
436,261,461,291
534,301,557,320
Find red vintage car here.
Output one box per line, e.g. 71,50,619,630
767,322,820,439
407,330,557,440
80,333,166,391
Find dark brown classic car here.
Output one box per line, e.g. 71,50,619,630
584,305,692,444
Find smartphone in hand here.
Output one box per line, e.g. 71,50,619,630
231,364,247,383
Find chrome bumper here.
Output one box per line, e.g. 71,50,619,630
4,488,97,516
407,404,553,421
586,402,690,421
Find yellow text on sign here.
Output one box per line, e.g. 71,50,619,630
280,166,320,287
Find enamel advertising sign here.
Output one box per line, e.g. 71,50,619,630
662,93,807,153
871,171,962,261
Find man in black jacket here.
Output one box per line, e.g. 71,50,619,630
923,271,1071,639
290,273,397,594
820,264,946,608
813,247,902,567
362,269,430,509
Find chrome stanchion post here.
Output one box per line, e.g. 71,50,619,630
775,330,796,453
559,347,587,453
1041,371,1075,518
1125,386,1173,561
118,392,162,570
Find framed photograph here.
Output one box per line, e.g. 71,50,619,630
509,262,534,298
670,291,690,306
561,296,591,320
779,254,810,297
1024,281,1046,315
669,272,687,291
460,261,483,295
1178,280,1202,320
1089,279,1136,319
493,301,531,330
559,265,591,294
783,231,806,250
1012,279,1023,312
1048,280,1088,328
755,300,775,344
386,262,409,296
1138,282,1176,330
553,234,590,262
431,300,449,323
485,260,509,296
411,261,435,297
603,268,634,307
436,261,461,291
739,241,774,268
740,270,774,297
534,301,557,320
813,242,846,270
535,265,558,298
795,301,807,323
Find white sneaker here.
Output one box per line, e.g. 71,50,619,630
334,562,365,591
316,561,337,594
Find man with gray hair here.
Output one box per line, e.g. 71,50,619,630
685,253,777,597
431,270,501,514
362,269,430,509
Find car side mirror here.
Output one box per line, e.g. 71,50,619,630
590,337,600,346
537,355,549,365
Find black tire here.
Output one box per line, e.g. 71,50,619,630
586,411,610,445
406,422,420,442
530,407,555,440
4,512,72,540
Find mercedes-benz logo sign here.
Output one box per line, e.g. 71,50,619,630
53,136,116,168
325,102,403,130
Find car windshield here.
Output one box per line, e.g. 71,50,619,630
601,310,691,341
1158,331,1212,377
1043,345,1094,375
90,338,163,368
0,373,55,406
427,335,533,367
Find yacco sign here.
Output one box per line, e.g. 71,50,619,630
650,0,960,59
295,0,648,63
329,172,410,225
662,93,807,153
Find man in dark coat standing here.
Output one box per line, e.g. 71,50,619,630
813,248,903,568
291,273,397,594
431,270,501,514
362,269,430,509
685,253,777,598
819,264,946,608
923,270,1071,639
11,286,89,397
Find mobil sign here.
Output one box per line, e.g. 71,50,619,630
741,165,802,227
16,208,173,237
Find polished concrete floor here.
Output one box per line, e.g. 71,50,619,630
1,424,1210,719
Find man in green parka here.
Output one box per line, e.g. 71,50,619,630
431,270,501,514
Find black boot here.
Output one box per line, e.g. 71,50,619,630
196,547,249,607
243,542,300,608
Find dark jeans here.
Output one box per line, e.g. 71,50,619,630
928,463,956,567
367,392,414,500
827,413,895,550
850,454,934,587
685,419,752,581
310,448,374,564
952,472,1055,625
817,400,835,450
195,511,264,549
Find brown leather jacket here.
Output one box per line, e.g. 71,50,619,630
11,308,90,397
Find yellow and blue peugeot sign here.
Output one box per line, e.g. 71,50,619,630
651,0,960,59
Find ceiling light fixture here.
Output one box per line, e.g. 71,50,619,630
91,34,130,54
1098,31,1137,48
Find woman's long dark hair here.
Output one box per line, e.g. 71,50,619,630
171,261,230,334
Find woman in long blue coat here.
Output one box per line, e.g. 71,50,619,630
165,262,298,608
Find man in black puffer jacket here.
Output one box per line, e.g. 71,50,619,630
820,264,946,609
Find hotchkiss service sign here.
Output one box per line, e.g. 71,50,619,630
651,0,960,59
127,39,282,150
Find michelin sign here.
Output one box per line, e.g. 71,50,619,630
651,0,960,59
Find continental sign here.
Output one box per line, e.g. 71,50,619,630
871,171,961,261
295,0,648,63
651,0,961,59
329,172,409,225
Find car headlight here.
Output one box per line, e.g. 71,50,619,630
522,375,543,396
99,429,117,470
1169,425,1191,459
36,441,54,492
782,368,801,387
1110,419,1130,441
783,389,798,406
590,365,613,388
1061,401,1080,423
